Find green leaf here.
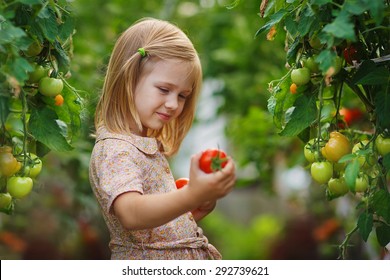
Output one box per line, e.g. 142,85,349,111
382,154,390,173
316,49,335,74
323,11,356,41
297,5,315,37
29,107,73,152
255,9,288,37
18,0,42,4
357,212,373,242
58,15,75,42
52,40,70,73
345,159,359,191
36,7,59,42
279,94,317,137
376,224,390,247
371,189,390,223
311,0,332,5
375,87,390,130
6,57,33,84
354,67,389,85
0,22,26,44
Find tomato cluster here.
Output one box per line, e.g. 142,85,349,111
304,131,390,198
0,146,42,213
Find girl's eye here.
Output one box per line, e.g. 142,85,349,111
158,87,169,93
179,94,187,100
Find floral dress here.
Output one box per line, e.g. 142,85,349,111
89,126,221,260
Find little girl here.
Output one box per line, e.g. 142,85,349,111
89,18,236,260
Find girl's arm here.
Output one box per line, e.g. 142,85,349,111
113,152,236,230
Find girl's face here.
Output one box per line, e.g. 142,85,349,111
133,59,194,136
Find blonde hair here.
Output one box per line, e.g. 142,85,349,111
95,18,202,156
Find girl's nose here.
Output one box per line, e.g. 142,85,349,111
165,95,179,110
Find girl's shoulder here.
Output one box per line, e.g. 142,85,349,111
95,126,159,155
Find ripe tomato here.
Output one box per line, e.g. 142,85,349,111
291,67,311,86
0,193,13,210
339,107,363,126
175,178,189,189
343,45,360,65
54,94,64,106
290,83,298,94
311,161,333,184
0,146,21,178
38,77,64,97
321,131,351,163
327,177,349,196
199,148,228,173
375,135,390,156
7,176,33,199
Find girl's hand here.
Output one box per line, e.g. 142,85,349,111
191,200,216,221
187,151,236,203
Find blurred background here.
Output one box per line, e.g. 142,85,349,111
0,0,385,260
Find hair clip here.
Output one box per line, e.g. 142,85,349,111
137,48,147,58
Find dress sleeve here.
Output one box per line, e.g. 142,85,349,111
99,143,144,214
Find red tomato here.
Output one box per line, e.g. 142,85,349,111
199,149,228,173
175,178,189,189
339,107,363,126
343,45,360,65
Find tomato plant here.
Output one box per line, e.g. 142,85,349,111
0,0,84,214
175,178,189,189
199,149,228,173
255,0,390,258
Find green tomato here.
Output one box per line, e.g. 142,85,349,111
328,177,349,196
25,41,43,57
4,113,24,137
311,161,333,184
23,153,43,178
304,56,320,73
355,175,369,193
352,140,375,168
7,176,33,199
38,77,64,97
309,35,323,49
8,97,23,113
28,63,47,84
0,193,13,210
304,139,320,163
291,67,311,86
376,135,390,156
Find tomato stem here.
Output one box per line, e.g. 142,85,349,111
338,224,358,260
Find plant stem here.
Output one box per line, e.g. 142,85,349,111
338,224,359,259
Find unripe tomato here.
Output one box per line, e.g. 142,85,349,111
8,97,23,113
22,153,43,178
321,131,351,163
25,40,43,57
28,63,47,84
309,35,323,49
0,146,21,177
352,140,375,168
354,175,369,193
4,113,24,137
0,193,13,209
311,161,333,184
304,55,320,73
325,56,342,76
291,67,311,86
175,178,189,189
39,77,64,97
7,176,33,199
304,138,321,163
328,177,349,196
375,135,390,156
